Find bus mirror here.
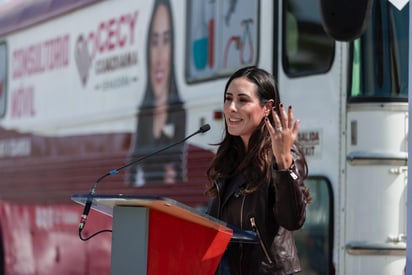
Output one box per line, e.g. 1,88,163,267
320,0,374,41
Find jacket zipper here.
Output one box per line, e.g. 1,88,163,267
215,181,222,219
250,217,273,265
238,195,247,275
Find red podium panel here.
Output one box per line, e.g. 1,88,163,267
147,208,232,274
72,194,235,275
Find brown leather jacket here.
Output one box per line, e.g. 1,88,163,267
207,145,309,275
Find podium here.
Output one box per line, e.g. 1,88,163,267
72,194,257,275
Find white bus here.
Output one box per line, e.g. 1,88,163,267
0,0,407,274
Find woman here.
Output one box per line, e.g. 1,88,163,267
129,0,186,186
206,66,311,274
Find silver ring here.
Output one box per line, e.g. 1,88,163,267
276,127,283,132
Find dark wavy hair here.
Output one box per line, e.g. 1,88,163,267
206,66,308,197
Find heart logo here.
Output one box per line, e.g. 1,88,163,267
74,35,92,86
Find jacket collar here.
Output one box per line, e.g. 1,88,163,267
220,173,247,209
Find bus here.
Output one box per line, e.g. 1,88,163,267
0,0,408,274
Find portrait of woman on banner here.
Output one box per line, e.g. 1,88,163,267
129,0,187,186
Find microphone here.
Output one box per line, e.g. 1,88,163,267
78,124,211,235
199,123,211,133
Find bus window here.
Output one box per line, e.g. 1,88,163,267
295,176,333,275
0,43,6,119
350,1,409,101
185,0,259,82
282,0,335,76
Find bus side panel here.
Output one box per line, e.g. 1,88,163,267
0,202,112,275
345,107,407,274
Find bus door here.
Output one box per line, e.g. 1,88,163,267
344,1,408,274
277,0,337,274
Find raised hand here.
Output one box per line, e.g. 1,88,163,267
264,104,300,170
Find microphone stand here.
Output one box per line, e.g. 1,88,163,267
78,124,211,240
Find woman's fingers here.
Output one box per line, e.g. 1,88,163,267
292,119,300,136
271,107,282,132
287,106,293,129
267,104,297,169
269,104,300,143
279,104,288,130
272,104,292,132
264,116,275,135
